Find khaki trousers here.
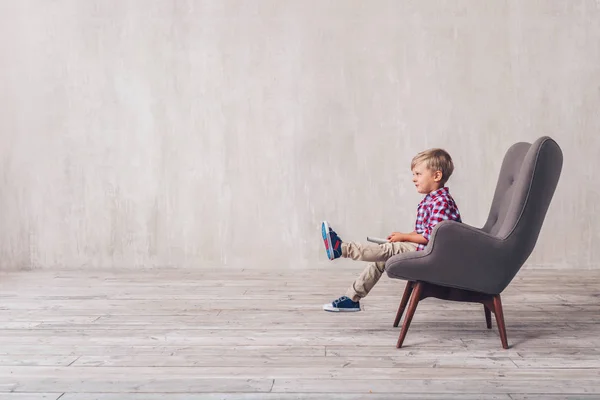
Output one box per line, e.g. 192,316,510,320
342,241,417,302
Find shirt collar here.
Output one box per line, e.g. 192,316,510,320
425,186,449,200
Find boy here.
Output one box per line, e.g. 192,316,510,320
322,148,461,312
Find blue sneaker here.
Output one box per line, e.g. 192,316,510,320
322,221,343,260
323,296,361,312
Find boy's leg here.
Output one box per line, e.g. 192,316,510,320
345,262,386,302
345,242,417,302
321,221,416,311
342,241,416,262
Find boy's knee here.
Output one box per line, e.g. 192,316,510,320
375,261,387,273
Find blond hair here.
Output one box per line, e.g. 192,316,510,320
411,148,455,185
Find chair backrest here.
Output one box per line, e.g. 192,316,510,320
481,136,563,269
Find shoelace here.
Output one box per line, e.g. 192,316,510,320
332,296,348,306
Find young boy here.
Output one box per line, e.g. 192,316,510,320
322,148,461,312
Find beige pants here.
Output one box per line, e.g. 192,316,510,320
342,241,417,302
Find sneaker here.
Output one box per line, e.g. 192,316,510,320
321,221,343,260
323,296,361,312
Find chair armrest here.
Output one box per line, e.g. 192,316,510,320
385,220,515,294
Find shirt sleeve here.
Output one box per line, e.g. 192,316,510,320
421,200,452,241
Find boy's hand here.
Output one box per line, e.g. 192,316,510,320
387,232,405,242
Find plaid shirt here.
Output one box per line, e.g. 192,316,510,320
414,187,461,251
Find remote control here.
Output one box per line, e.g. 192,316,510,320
367,236,389,245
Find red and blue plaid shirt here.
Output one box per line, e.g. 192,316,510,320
415,187,461,251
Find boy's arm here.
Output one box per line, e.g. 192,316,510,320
387,231,428,244
388,198,460,245
419,199,460,243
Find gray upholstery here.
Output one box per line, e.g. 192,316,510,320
385,136,563,295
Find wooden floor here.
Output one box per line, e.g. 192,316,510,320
0,267,599,400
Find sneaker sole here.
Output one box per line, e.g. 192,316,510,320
322,303,361,312
322,221,334,260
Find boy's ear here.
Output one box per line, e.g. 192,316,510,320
433,170,443,182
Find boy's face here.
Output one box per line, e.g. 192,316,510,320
412,162,443,194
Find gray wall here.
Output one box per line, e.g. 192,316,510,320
0,1,598,270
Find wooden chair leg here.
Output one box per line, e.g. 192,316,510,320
393,281,414,327
396,282,423,348
484,305,492,329
493,294,509,349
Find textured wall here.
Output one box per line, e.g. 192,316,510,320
0,1,598,270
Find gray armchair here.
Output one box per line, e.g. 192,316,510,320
385,136,563,349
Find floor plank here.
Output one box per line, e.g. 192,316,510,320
69,354,518,369
58,394,511,400
0,395,61,400
271,378,600,394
